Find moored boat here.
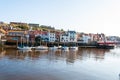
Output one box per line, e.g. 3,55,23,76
58,46,62,49
69,46,78,50
17,46,32,50
35,46,48,50
96,41,115,49
49,46,58,50
96,44,114,49
61,46,69,51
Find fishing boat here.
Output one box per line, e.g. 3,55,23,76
96,41,115,49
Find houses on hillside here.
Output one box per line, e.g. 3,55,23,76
0,21,119,45
5,29,110,45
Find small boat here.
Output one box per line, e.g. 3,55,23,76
35,46,48,50
17,36,32,50
69,46,78,50
49,46,58,50
17,46,32,50
61,46,69,51
58,46,62,49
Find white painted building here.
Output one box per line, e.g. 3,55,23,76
38,31,56,42
60,31,77,42
67,31,77,42
82,34,91,43
60,33,69,42
48,32,56,42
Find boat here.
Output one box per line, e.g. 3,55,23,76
96,41,115,49
17,46,32,50
69,46,78,50
61,46,69,51
34,35,48,50
96,44,114,49
69,42,78,50
58,46,62,49
35,46,48,50
49,46,58,50
17,36,32,50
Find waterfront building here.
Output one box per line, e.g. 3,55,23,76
28,30,41,44
55,31,61,42
77,33,91,44
92,33,105,41
6,30,28,44
37,30,56,42
60,30,77,43
77,33,84,43
31,30,55,42
82,34,91,43
60,32,69,42
106,36,118,41
47,31,56,42
40,31,48,42
67,31,77,42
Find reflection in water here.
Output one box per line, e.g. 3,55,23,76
66,50,77,63
0,48,111,62
0,50,6,58
0,48,119,80
77,48,110,61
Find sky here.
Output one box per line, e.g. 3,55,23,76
0,0,120,36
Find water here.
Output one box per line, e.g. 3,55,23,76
0,48,120,80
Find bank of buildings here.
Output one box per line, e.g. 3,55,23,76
0,21,117,45
5,30,107,45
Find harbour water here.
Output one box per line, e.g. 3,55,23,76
0,48,120,80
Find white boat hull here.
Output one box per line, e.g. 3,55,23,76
58,46,62,49
17,47,32,50
49,46,58,50
35,46,48,50
62,47,69,51
69,47,78,50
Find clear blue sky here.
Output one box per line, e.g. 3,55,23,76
0,0,120,36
